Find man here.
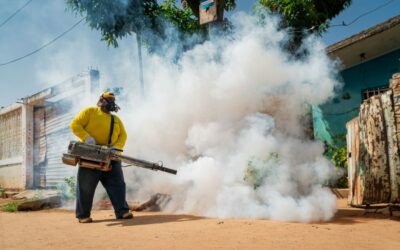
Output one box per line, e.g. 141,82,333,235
70,91,133,223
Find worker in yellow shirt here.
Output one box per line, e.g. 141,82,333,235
70,92,133,223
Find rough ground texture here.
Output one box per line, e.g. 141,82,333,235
1,200,400,250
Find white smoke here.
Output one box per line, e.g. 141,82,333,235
117,13,341,222
28,5,340,221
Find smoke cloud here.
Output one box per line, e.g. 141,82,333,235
115,13,341,222
27,2,340,222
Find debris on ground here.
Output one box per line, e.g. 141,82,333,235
0,190,62,211
129,193,171,211
93,193,171,212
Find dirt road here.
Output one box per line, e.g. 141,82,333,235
1,199,399,250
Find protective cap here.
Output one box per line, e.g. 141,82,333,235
101,91,116,101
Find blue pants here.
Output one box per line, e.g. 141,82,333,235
76,161,130,219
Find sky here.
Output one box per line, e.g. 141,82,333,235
0,0,399,108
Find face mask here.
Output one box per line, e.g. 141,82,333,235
102,99,120,112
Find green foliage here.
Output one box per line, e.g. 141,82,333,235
159,0,203,35
0,186,5,198
244,166,262,190
2,202,18,212
224,0,236,11
257,0,351,32
255,0,352,53
67,0,158,47
65,176,76,193
331,146,348,169
57,176,76,201
244,153,280,190
324,142,348,188
66,0,238,49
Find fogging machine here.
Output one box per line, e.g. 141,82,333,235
62,141,177,175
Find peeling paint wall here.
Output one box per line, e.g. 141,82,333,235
389,73,400,203
347,73,400,206
359,94,391,204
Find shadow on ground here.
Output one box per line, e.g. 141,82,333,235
320,206,400,225
93,213,203,227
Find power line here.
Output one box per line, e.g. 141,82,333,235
0,17,85,67
330,0,395,28
0,0,33,29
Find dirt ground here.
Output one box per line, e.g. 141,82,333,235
1,199,400,250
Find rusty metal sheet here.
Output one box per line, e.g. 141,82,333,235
381,90,400,203
389,75,400,203
358,95,391,204
348,74,400,206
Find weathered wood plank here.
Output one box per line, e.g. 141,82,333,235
346,117,361,206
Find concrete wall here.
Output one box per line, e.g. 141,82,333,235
0,104,24,189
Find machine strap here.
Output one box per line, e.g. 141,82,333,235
108,115,114,146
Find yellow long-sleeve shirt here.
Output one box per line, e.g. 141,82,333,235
70,107,127,150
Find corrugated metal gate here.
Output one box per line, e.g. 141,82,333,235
42,101,76,187
32,70,99,188
33,102,77,188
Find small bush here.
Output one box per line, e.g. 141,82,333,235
2,202,18,212
243,153,280,190
324,142,348,188
56,176,76,201
0,187,5,198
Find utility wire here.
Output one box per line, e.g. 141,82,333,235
0,0,33,29
330,0,395,27
0,17,85,67
272,0,396,34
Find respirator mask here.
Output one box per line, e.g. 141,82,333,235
99,92,120,112
102,99,120,112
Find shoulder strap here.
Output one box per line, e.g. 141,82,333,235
108,115,114,146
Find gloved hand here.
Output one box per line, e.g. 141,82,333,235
84,136,96,145
110,146,122,154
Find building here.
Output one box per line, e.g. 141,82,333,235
0,70,99,190
313,15,400,146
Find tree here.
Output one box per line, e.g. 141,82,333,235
256,0,352,53
66,0,236,94
66,0,237,48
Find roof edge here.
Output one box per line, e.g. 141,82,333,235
326,15,400,54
